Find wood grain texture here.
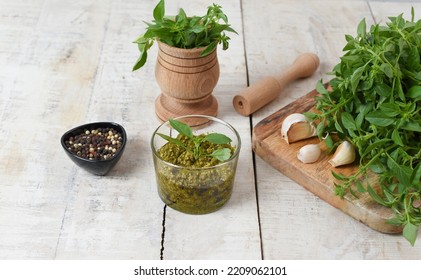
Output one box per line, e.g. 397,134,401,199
233,53,320,116
154,42,219,123
0,0,165,259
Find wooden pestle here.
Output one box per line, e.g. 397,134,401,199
233,53,320,116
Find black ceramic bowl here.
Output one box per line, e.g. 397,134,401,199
60,122,127,175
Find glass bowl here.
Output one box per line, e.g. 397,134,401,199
151,115,241,214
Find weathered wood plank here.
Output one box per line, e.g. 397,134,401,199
159,0,262,260
0,0,164,259
246,0,421,259
52,0,166,259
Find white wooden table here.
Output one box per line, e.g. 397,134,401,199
1,0,420,260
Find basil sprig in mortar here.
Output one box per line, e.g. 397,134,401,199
308,9,421,245
132,0,237,71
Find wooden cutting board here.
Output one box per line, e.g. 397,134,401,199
252,88,401,234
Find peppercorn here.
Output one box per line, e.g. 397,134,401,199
64,127,123,160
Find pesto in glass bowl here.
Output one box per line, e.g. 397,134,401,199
151,115,241,214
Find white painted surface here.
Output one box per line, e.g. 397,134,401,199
0,0,420,259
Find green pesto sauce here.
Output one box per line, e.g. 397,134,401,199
155,134,237,214
157,134,235,167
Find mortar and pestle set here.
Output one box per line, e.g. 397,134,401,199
154,50,321,122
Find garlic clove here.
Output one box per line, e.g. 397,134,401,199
297,144,321,164
328,140,356,167
281,113,317,144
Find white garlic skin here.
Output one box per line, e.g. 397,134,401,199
281,113,317,144
328,140,356,167
297,144,321,164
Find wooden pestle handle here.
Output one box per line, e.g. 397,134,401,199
233,53,320,116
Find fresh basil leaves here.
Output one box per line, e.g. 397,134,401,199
132,0,237,71
309,9,421,246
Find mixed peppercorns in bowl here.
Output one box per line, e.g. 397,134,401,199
60,122,127,175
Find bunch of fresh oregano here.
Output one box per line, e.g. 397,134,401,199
157,119,232,163
307,9,421,245
132,0,237,71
